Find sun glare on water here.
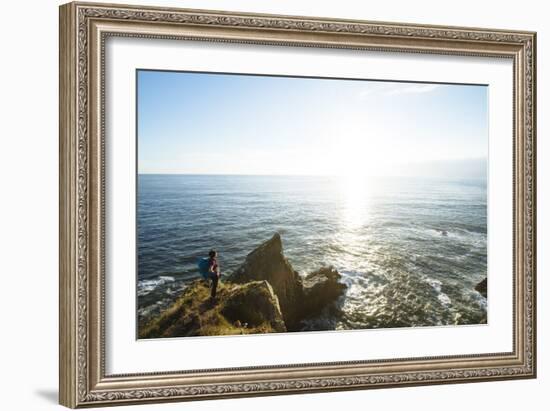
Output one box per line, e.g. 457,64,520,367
337,174,372,229
328,121,384,229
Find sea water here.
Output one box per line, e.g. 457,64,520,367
137,174,487,329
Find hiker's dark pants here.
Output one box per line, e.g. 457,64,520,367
210,273,219,298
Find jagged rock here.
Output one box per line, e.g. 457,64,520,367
475,277,487,298
140,234,350,338
221,280,286,332
139,280,285,338
301,266,346,319
229,233,304,329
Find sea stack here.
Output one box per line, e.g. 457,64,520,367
229,233,305,329
475,277,487,298
302,266,347,318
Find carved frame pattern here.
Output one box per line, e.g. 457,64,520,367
59,2,536,408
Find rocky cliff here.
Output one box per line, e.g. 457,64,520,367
229,233,306,329
475,277,487,298
140,233,347,338
139,280,286,338
302,266,347,319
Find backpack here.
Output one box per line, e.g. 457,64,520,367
197,257,210,279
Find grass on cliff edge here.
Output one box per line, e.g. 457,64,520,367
138,280,279,338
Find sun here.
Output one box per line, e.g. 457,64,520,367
330,124,386,178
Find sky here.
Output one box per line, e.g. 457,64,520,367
137,70,488,178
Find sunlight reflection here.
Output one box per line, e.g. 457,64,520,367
338,175,371,229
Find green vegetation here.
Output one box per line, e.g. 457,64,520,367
139,234,347,338
139,279,286,339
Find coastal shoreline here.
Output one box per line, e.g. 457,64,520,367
138,233,487,339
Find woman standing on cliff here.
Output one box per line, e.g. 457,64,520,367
207,249,221,299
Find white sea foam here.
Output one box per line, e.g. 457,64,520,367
137,276,176,296
437,292,452,307
426,278,452,307
137,175,487,328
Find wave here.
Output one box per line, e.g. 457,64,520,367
137,275,176,297
137,175,487,329
425,277,452,307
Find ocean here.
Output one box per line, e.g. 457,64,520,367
137,174,487,329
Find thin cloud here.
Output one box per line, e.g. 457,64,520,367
385,83,441,96
358,82,441,100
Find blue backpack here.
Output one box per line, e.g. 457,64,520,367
197,257,210,279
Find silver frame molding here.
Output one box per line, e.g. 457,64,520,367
59,2,537,408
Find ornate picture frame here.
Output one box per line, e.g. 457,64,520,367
59,1,536,408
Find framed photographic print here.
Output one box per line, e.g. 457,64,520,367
59,1,537,408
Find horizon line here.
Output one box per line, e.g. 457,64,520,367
137,172,488,179
137,156,488,178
